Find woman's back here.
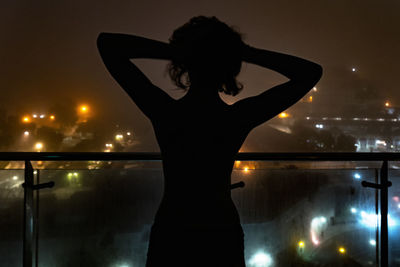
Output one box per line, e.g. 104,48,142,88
151,95,249,225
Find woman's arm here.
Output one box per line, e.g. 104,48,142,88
232,45,322,128
97,33,175,119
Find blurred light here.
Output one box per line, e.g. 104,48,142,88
249,252,273,267
398,204,400,209
306,117,310,120
308,96,313,102
104,149,111,153
298,241,305,248
73,172,78,177
40,114,45,118
33,114,37,118
24,131,30,136
338,247,346,254
353,173,361,179
80,105,89,113
127,132,131,136
50,115,55,120
359,211,397,227
244,167,249,172
22,116,30,123
278,112,289,118
12,176,18,181
315,124,324,129
313,87,317,92
115,134,124,140
310,216,327,246
352,68,356,72
33,170,37,175
385,101,390,107
351,208,357,214
393,196,399,202
105,143,113,148
37,161,43,165
35,142,43,151
376,140,387,146
369,239,376,246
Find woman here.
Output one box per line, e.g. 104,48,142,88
97,16,322,267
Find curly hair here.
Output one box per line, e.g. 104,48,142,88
167,16,244,96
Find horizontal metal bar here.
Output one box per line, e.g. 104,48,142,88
1,152,400,161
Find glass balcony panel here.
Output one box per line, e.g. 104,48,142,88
388,168,400,266
30,160,380,266
0,169,24,266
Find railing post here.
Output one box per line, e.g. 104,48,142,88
380,160,389,267
23,160,34,267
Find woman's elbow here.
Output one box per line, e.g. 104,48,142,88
97,33,114,52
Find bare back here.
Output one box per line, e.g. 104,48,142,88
150,95,251,225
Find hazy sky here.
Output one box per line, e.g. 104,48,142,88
1,0,399,150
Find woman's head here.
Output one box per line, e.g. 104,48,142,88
168,16,244,96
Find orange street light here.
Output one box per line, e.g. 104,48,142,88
22,116,30,123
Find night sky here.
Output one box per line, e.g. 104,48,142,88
1,0,399,151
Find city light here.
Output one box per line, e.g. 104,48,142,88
105,143,113,148
359,211,397,228
310,216,327,246
244,167,249,172
24,131,30,136
22,116,30,123
352,68,356,72
278,112,289,118
35,142,43,151
308,96,313,102
115,134,124,140
50,115,55,120
351,207,357,214
315,124,324,129
249,251,273,267
12,176,18,180
80,105,88,112
127,132,131,136
298,241,305,248
33,114,37,118
313,87,317,92
385,101,390,107
338,246,346,254
369,239,376,246
40,114,45,118
353,173,361,179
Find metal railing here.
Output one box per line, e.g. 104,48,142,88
0,152,397,267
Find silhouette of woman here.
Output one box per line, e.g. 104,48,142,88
97,16,322,267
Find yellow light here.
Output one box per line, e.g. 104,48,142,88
298,241,305,248
279,112,289,118
313,87,317,92
50,115,55,120
308,96,313,102
35,142,43,151
80,105,88,113
385,101,390,107
338,247,346,254
22,116,30,123
244,167,249,172
24,131,30,136
115,134,123,140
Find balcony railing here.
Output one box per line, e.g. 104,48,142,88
0,152,399,267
